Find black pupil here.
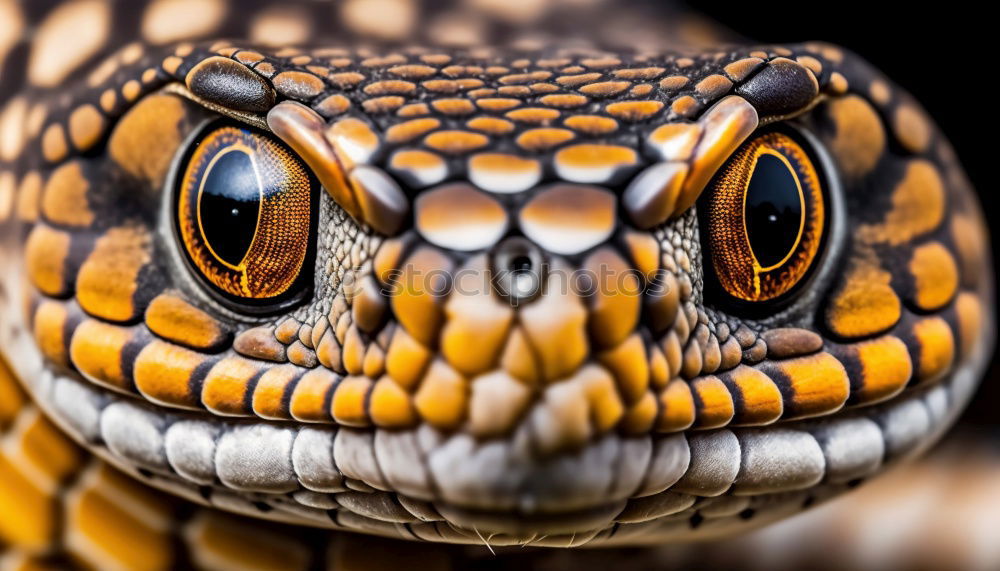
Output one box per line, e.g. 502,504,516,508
744,153,803,268
199,149,261,266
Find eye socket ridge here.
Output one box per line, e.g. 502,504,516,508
701,128,826,304
177,123,316,306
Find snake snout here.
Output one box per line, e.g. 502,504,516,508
366,206,701,459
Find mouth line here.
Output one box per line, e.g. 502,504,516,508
18,329,983,544
64,329,959,437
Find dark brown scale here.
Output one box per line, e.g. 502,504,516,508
186,55,277,113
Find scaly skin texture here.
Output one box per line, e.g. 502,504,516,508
0,0,994,568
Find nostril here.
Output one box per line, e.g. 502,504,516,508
510,254,533,273
490,237,546,305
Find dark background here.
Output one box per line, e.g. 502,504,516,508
695,3,1000,430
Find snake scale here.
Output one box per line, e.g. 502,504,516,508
0,0,994,568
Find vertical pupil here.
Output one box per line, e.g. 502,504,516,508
744,153,803,268
199,149,261,266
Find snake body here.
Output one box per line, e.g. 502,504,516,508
0,0,994,568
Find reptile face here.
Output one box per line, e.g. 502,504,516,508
0,15,993,549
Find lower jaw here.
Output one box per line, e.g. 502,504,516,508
4,318,987,546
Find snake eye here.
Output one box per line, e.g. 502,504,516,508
177,125,315,304
700,130,826,303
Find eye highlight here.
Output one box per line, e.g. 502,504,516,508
177,125,314,302
701,131,825,303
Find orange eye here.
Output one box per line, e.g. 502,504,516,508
701,131,825,302
177,125,314,301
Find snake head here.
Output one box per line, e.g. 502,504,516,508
2,33,992,545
